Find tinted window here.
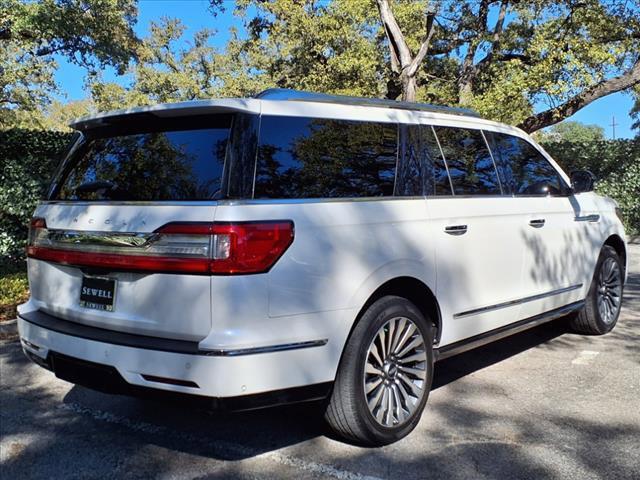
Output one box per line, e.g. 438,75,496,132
397,125,451,196
254,116,397,199
489,133,567,196
55,117,230,201
433,127,502,195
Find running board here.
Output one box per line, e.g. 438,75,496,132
434,300,584,361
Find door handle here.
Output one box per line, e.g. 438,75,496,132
529,218,546,228
445,224,468,235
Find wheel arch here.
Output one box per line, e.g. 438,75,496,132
350,276,442,346
603,234,627,274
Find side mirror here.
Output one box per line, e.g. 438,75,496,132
570,170,596,194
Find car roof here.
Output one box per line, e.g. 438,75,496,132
69,88,523,138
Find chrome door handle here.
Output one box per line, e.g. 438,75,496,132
529,218,546,227
445,225,468,235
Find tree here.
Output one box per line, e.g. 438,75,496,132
631,86,640,136
374,0,640,131
536,121,606,143
209,0,640,132
0,0,138,128
85,0,640,134
91,17,230,110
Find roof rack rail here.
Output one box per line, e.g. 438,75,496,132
255,88,480,117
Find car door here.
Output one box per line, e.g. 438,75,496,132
416,124,528,346
486,132,598,319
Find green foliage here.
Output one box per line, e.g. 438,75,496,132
0,271,29,321
597,164,640,237
0,129,73,265
1,0,138,128
542,138,640,235
536,121,606,144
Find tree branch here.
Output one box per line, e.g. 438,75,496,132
376,0,412,69
406,11,437,78
518,60,640,132
458,0,491,102
475,0,508,68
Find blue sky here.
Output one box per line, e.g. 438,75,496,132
53,0,637,138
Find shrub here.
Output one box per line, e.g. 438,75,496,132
542,138,640,236
0,272,29,321
0,129,73,268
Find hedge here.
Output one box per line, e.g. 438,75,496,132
0,129,73,269
0,130,638,271
542,139,640,236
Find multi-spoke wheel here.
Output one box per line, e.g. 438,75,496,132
570,245,624,335
363,317,428,427
325,295,434,446
596,257,622,325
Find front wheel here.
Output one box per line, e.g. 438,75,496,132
570,245,624,335
324,295,434,446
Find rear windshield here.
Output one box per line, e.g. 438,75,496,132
53,115,231,201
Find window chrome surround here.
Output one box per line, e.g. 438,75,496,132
453,284,583,319
40,200,219,206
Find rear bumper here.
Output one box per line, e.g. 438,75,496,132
17,312,333,406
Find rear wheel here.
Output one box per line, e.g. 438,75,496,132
570,245,624,335
325,295,433,445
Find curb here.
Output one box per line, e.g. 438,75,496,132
0,319,18,336
628,236,640,245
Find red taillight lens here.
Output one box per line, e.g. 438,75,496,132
26,220,294,275
155,221,295,274
214,222,294,274
27,217,47,246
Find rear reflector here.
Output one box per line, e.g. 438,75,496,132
27,218,294,275
141,374,199,388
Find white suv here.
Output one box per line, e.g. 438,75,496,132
18,89,627,445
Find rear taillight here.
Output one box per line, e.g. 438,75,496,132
26,218,294,275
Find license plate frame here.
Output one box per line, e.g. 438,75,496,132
79,276,117,312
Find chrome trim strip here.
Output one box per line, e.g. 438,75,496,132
20,310,328,357
575,214,600,222
47,231,154,248
201,339,329,357
218,196,427,206
453,284,583,319
40,200,219,206
40,195,547,207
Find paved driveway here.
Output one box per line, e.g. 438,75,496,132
2,246,639,479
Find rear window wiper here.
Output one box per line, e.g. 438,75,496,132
75,180,117,193
73,180,126,200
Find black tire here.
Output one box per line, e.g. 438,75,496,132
569,245,624,335
324,295,434,446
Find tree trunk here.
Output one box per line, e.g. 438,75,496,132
401,74,417,102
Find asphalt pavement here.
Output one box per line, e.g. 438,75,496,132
1,245,639,479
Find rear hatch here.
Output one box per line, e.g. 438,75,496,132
26,113,233,341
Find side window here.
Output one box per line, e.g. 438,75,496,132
433,127,502,196
489,132,568,196
397,125,451,196
254,116,398,199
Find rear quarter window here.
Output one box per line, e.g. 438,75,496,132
254,116,398,199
